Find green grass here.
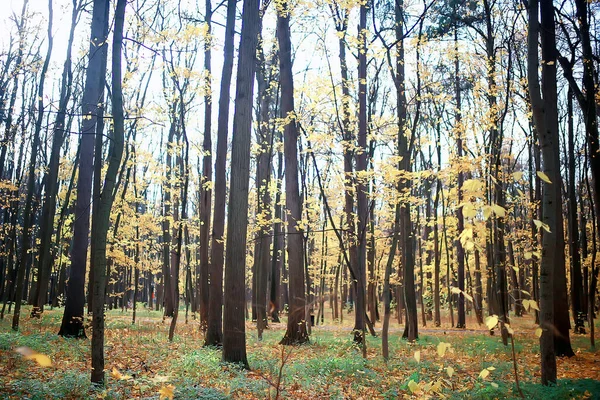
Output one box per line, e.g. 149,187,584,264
0,308,598,399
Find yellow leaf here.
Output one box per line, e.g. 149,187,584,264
407,380,419,394
446,366,454,378
512,171,523,181
487,366,496,371
536,171,552,184
111,367,123,380
463,203,477,218
533,219,551,233
492,204,506,217
485,315,499,330
535,327,543,338
483,206,492,221
524,252,532,260
414,350,421,363
463,292,473,303
159,384,175,400
478,368,490,379
26,353,52,367
529,300,540,311
463,179,482,192
450,286,461,294
491,382,499,388
15,347,52,367
504,322,514,335
437,342,451,357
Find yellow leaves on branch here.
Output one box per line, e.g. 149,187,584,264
15,347,52,367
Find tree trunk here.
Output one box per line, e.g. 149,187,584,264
221,0,259,366
59,0,109,338
91,0,125,383
198,0,212,331
12,0,53,331
205,0,236,348
528,0,558,384
278,4,308,346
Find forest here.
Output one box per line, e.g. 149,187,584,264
0,0,599,398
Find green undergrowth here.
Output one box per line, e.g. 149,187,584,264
0,308,598,399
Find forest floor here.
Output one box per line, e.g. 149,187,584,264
1,306,599,399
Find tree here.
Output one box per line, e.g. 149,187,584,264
278,0,309,346
12,0,53,331
222,0,260,367
528,0,559,385
59,0,109,338
90,0,126,383
205,0,236,348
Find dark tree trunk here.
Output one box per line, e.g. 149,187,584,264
59,0,109,338
205,0,236,348
278,4,308,346
13,0,53,331
90,0,126,384
528,0,560,384
198,0,212,331
221,0,259,366
31,1,79,317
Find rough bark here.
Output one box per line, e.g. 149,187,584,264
221,0,259,366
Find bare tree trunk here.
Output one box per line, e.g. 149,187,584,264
278,3,308,346
528,0,559,384
59,0,109,338
90,0,125,383
12,0,52,331
205,0,236,348
221,0,259,366
198,0,212,331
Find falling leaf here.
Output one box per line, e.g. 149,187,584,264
463,204,477,218
491,382,499,388
528,300,540,311
487,366,496,371
437,342,451,358
159,384,175,400
485,315,499,330
446,366,454,378
535,328,543,338
407,380,419,394
463,292,473,303
111,367,123,380
111,367,132,380
479,368,490,379
482,206,492,221
536,171,552,184
450,286,461,294
414,350,420,363
15,347,52,367
492,204,506,217
505,324,514,335
533,219,552,233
